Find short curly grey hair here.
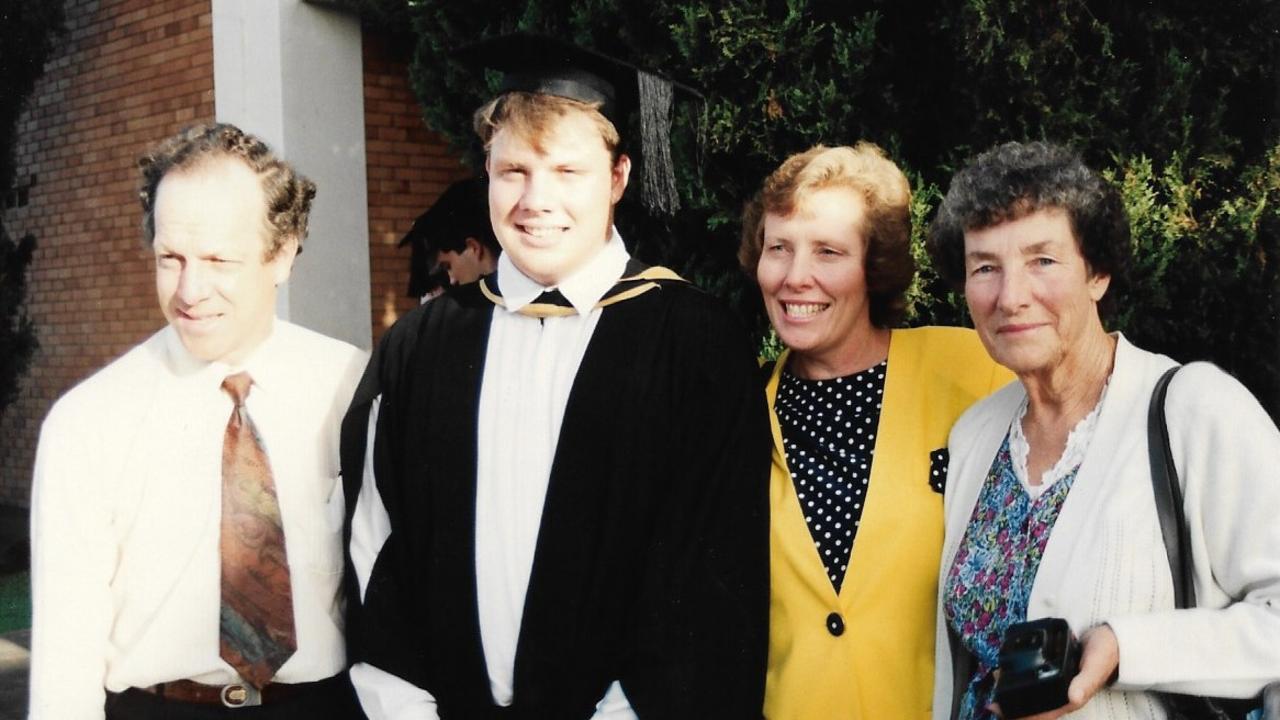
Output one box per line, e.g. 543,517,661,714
138,123,316,258
927,141,1129,314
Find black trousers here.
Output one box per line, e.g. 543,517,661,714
104,673,367,720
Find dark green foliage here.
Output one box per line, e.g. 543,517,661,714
0,0,62,417
321,0,412,29
320,0,415,52
0,569,30,633
362,0,1280,415
0,0,65,192
1110,148,1280,415
0,225,35,415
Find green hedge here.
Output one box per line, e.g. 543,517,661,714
0,0,64,419
347,0,1280,417
0,570,28,634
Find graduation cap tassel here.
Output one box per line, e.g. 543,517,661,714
455,35,699,216
637,70,680,215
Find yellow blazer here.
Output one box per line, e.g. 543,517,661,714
764,327,1011,720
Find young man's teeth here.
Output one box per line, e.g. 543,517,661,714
522,226,562,238
786,303,825,317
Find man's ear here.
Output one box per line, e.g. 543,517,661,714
270,235,299,286
610,154,632,205
463,236,483,257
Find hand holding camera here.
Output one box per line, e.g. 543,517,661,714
993,619,1120,719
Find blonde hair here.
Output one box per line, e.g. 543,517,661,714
473,92,621,160
740,142,915,327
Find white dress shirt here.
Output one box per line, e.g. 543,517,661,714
350,232,638,720
29,320,367,720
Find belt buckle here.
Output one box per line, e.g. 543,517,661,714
220,683,262,708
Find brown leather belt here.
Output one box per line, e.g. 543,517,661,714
141,678,308,708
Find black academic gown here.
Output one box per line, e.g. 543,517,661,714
340,263,771,720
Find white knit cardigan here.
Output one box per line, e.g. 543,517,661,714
932,334,1280,719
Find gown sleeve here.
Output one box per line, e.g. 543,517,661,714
621,296,772,719
341,307,438,697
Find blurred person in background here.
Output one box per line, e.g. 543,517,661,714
400,177,500,302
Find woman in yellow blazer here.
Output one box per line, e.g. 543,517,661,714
740,143,1011,719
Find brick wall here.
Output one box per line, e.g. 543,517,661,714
362,32,470,342
0,0,214,506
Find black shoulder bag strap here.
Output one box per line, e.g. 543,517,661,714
1148,366,1196,608
1147,365,1261,720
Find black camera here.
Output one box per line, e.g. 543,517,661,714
993,617,1082,718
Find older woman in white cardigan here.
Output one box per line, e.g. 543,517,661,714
925,141,1280,720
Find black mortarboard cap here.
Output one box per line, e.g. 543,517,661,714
454,33,700,215
399,177,493,297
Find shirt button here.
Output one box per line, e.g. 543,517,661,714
826,612,844,636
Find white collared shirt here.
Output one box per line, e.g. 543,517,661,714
350,231,637,720
491,231,628,315
29,320,367,720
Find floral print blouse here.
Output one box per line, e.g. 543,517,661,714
942,434,1080,719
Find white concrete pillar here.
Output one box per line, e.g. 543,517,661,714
211,0,372,350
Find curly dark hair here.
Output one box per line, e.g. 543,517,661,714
740,142,915,328
927,141,1129,315
138,123,316,258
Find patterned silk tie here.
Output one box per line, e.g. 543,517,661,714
219,372,296,688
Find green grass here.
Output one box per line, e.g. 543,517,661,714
0,572,30,634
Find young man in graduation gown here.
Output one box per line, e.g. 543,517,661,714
342,35,771,720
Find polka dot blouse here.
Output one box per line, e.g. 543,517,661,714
775,360,887,593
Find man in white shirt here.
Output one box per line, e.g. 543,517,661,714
29,123,368,720
343,35,771,720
